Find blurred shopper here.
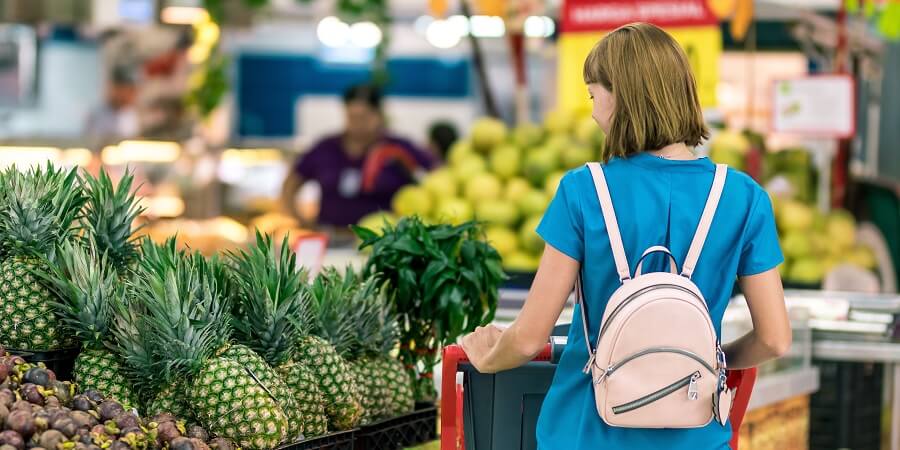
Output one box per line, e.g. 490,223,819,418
460,23,790,450
84,66,139,149
281,84,435,228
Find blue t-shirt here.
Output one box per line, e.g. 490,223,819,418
535,152,783,450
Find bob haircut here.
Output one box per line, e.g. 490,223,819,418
583,22,710,162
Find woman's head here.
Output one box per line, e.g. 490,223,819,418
343,84,384,142
583,22,709,161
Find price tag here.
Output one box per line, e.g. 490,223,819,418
291,232,329,278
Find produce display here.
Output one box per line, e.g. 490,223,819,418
0,350,238,450
0,163,420,450
361,111,605,272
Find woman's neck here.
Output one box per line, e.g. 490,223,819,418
343,134,378,159
647,142,696,160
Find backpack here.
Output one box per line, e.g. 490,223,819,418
578,162,734,429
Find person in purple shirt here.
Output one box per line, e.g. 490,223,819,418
281,84,435,229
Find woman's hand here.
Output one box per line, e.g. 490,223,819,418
460,325,504,373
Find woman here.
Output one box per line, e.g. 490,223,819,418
281,84,435,228
461,23,791,450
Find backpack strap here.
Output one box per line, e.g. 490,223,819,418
586,163,631,282
681,164,728,279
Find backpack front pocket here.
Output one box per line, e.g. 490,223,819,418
612,371,701,414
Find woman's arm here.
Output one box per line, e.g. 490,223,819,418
461,244,579,373
722,269,792,369
280,171,304,218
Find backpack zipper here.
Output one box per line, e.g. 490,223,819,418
595,284,708,346
611,371,702,415
605,347,715,377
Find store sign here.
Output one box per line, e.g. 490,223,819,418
561,0,718,32
557,0,722,112
772,75,855,138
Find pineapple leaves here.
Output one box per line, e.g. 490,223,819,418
82,168,145,276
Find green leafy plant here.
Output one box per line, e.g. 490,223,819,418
353,216,505,400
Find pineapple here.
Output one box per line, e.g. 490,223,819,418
311,268,414,422
228,233,328,439
131,248,290,449
35,242,138,408
303,268,366,430
0,164,87,350
82,168,144,278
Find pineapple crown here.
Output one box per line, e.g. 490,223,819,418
308,267,397,360
0,164,87,260
129,245,232,383
35,242,121,351
82,168,145,276
228,232,311,367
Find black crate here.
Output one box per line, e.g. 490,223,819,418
809,360,883,450
354,403,438,450
279,431,356,450
6,347,79,381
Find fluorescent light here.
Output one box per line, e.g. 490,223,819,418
317,16,351,48
62,148,93,167
0,146,61,169
525,16,555,38
350,21,382,49
470,15,505,38
102,140,181,165
426,19,462,49
161,6,209,25
447,15,471,37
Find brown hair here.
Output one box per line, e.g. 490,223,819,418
583,22,709,162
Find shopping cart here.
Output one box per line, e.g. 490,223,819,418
441,341,757,450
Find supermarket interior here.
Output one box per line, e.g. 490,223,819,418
0,0,898,449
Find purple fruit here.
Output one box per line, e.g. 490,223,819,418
0,389,13,408
33,416,48,433
108,442,130,450
43,396,60,409
71,396,94,412
151,412,176,424
70,411,97,429
208,438,236,450
19,384,42,406
22,368,50,387
190,438,211,450
82,391,103,403
113,413,139,430
0,430,24,450
90,424,106,436
51,417,78,438
0,363,8,382
156,421,181,443
169,437,194,450
5,410,35,438
0,404,8,424
10,401,31,412
37,429,65,449
97,401,123,422
185,425,208,441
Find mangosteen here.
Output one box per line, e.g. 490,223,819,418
185,425,208,441
97,401,123,422
90,424,106,436
0,445,15,450
82,391,103,403
31,447,47,450
71,396,94,412
169,437,194,450
11,401,31,412
0,430,24,450
156,421,181,443
0,363,9,382
51,417,78,438
19,384,42,406
108,442,130,450
49,381,72,406
0,404,8,424
37,429,65,450
113,413,139,430
70,411,97,429
0,389,13,407
151,412,176,424
5,410,35,438
33,416,48,433
190,438,211,450
21,368,49,388
208,438,235,450
43,396,60,409
45,370,55,382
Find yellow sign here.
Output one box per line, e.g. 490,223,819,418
556,25,722,112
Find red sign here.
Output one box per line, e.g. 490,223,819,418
561,0,719,33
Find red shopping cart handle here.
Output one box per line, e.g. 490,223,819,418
441,344,757,450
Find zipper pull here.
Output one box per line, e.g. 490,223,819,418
688,372,701,400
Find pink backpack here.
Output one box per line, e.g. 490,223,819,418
578,162,734,428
